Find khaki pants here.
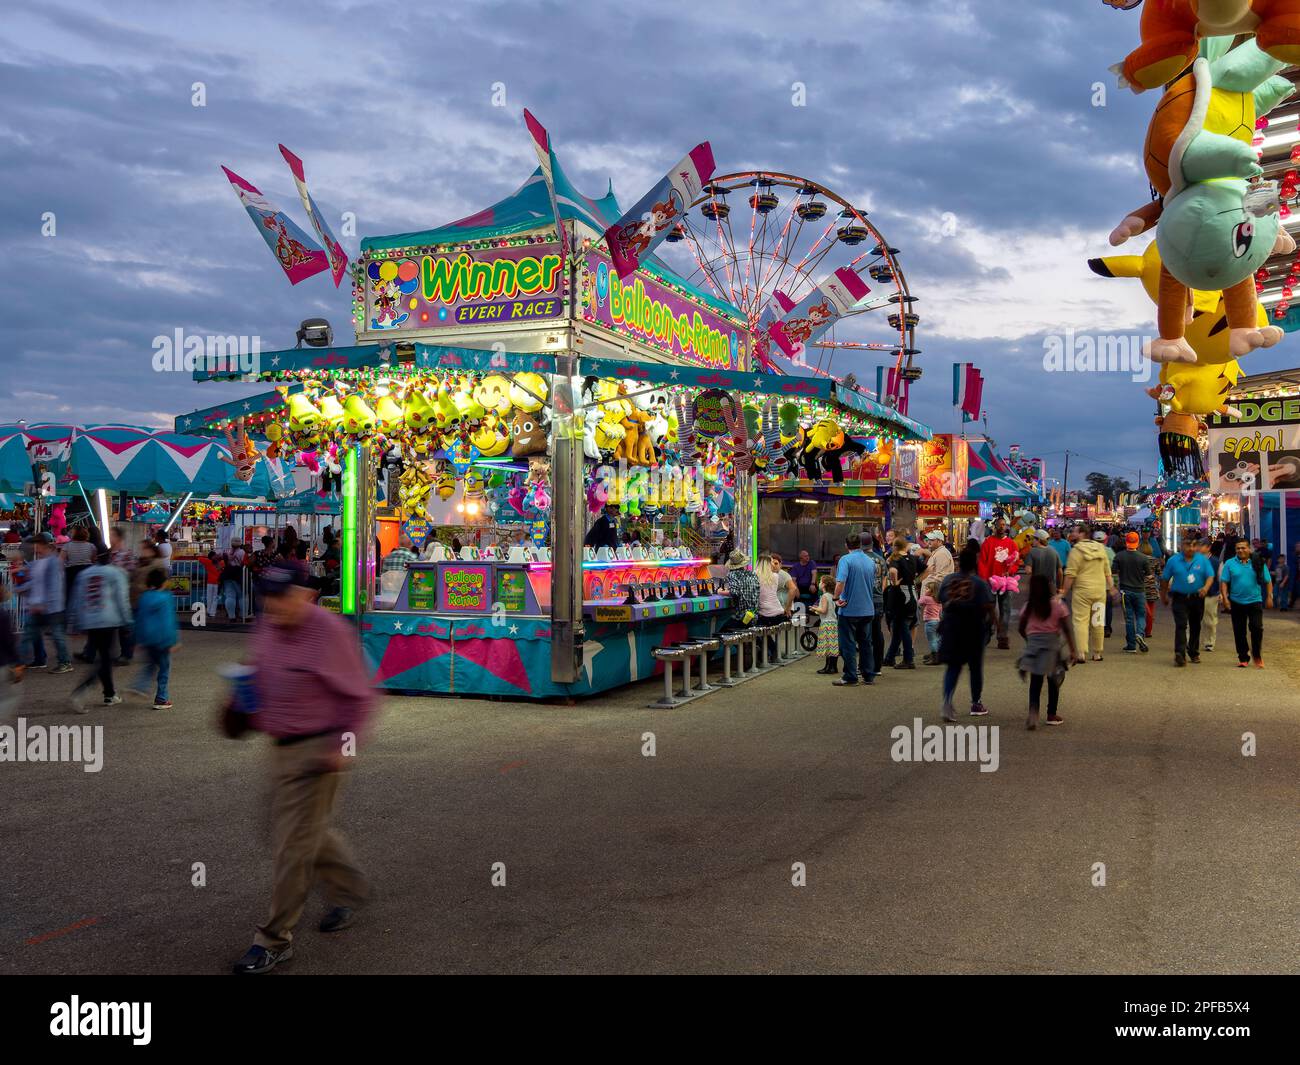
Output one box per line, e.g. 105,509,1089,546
1071,589,1106,655
254,734,369,951
1202,593,1219,650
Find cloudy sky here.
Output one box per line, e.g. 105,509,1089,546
2,0,1292,490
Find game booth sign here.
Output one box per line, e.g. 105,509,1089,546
180,129,931,700
1207,377,1300,551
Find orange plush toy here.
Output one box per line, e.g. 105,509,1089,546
1117,1,1300,92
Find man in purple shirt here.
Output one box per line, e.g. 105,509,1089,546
787,549,817,604
230,564,377,974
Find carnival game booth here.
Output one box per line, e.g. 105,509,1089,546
180,336,930,697
181,134,932,698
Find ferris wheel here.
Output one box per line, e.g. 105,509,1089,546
656,171,920,401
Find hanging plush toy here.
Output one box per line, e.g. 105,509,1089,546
798,418,867,482
264,419,285,460
1114,37,1294,362
48,501,67,540
220,417,258,482
435,462,456,501
509,372,549,412
474,412,512,457
282,388,322,432
1156,409,1206,480
474,374,513,417
1148,359,1244,417
1088,239,1266,367
1115,1,1300,93
616,382,656,467
320,441,343,496
510,407,549,457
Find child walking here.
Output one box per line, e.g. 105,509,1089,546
812,574,840,675
918,578,942,665
128,568,179,710
1016,573,1078,731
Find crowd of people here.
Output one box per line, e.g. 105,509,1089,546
0,520,342,715
722,518,1295,730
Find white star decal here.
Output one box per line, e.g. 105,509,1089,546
508,624,518,635
271,355,280,366
753,378,762,388
393,620,404,632
669,369,679,379
242,402,251,411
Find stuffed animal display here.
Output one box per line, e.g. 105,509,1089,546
1093,28,1293,479
1115,0,1300,93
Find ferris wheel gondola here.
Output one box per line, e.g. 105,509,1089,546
658,170,920,401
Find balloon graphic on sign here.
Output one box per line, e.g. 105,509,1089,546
596,261,609,304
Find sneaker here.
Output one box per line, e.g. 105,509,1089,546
1137,635,1149,654
1253,658,1265,669
969,703,989,717
1237,661,1248,668
113,656,131,666
1124,647,1138,654
1045,714,1065,726
1203,643,1214,651
103,694,122,706
832,677,859,686
895,661,916,670
319,906,355,933
48,663,73,675
941,701,957,723
69,687,92,714
1175,654,1186,667
231,944,294,975
152,700,173,710
1188,654,1200,664
1026,708,1039,731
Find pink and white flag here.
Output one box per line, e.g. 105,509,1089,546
604,143,715,281
523,109,568,275
221,166,329,286
278,145,348,287
953,363,983,422
766,267,870,364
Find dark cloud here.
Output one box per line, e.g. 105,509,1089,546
0,0,1289,488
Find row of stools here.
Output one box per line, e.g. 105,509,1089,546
649,620,807,709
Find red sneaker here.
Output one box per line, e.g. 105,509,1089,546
1253,658,1265,669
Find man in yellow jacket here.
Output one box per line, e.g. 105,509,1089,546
1061,527,1117,662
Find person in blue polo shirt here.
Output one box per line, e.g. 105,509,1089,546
1159,536,1215,668
832,532,877,687
1219,538,1273,668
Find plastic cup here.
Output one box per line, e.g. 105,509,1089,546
217,663,259,715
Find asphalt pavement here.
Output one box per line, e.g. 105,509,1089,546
2,603,1297,974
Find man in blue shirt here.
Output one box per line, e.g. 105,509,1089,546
1048,527,1072,570
1219,538,1273,667
1159,537,1215,667
832,532,876,686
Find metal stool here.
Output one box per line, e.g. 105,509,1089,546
718,631,747,685
777,620,795,661
685,637,720,692
650,646,691,708
736,629,760,677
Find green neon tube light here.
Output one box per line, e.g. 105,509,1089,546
341,444,358,614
